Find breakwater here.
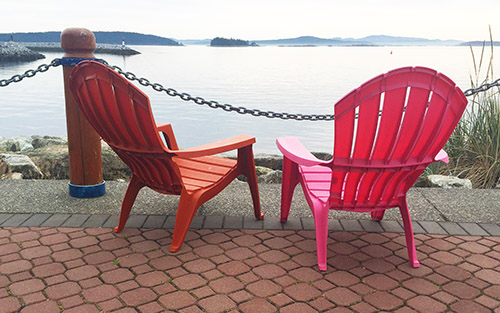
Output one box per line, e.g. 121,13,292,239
0,42,45,62
0,41,140,63
23,42,140,55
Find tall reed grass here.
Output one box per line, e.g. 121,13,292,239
442,29,500,188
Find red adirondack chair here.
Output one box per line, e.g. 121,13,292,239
277,67,468,271
69,60,263,252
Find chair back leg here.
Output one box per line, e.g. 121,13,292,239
238,146,264,220
399,198,420,268
170,189,203,252
114,175,144,233
371,210,386,221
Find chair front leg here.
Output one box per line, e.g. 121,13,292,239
238,145,263,220
280,156,300,222
313,204,330,271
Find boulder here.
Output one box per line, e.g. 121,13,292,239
101,143,131,180
256,166,273,176
238,165,274,182
27,144,131,180
427,174,472,189
31,135,68,149
259,170,282,183
26,145,68,179
0,154,43,179
0,136,35,152
11,136,34,152
254,154,283,170
312,152,333,161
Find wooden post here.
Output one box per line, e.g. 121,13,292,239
61,28,105,198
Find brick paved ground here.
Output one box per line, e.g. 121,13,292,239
0,226,499,312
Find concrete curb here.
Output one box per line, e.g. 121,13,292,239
1,213,499,237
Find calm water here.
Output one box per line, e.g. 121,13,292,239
0,45,496,154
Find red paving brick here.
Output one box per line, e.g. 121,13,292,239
19,245,51,259
0,226,498,312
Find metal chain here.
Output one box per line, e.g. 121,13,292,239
102,61,335,121
463,78,500,97
1,57,499,120
0,58,61,87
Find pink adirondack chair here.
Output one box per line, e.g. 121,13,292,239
69,61,263,253
277,67,468,271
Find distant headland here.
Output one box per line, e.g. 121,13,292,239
0,31,182,46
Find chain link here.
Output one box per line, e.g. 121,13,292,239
2,57,499,120
463,78,500,97
0,59,61,87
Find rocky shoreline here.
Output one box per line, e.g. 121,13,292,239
0,135,474,188
0,135,284,183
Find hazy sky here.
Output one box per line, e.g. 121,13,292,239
2,0,499,41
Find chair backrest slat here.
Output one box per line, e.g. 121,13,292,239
330,67,468,207
70,61,182,192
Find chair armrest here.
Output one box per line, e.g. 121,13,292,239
434,149,449,163
170,134,255,158
157,123,179,150
276,136,330,167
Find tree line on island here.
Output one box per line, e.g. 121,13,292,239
210,37,258,47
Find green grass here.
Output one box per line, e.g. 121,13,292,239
440,28,500,188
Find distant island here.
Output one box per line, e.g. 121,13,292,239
210,37,258,47
254,35,462,47
460,41,500,46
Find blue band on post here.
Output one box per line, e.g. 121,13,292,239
60,58,106,66
69,181,106,198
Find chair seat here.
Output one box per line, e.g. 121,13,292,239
299,165,332,202
174,156,238,191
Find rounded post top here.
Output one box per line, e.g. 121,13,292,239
61,28,96,58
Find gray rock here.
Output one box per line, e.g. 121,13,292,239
27,145,69,179
0,136,35,152
0,154,43,179
11,136,33,152
1,139,20,152
259,170,282,183
427,174,472,189
311,151,333,161
256,166,273,176
31,135,68,149
254,154,282,170
101,143,131,180
27,143,131,180
6,172,23,180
